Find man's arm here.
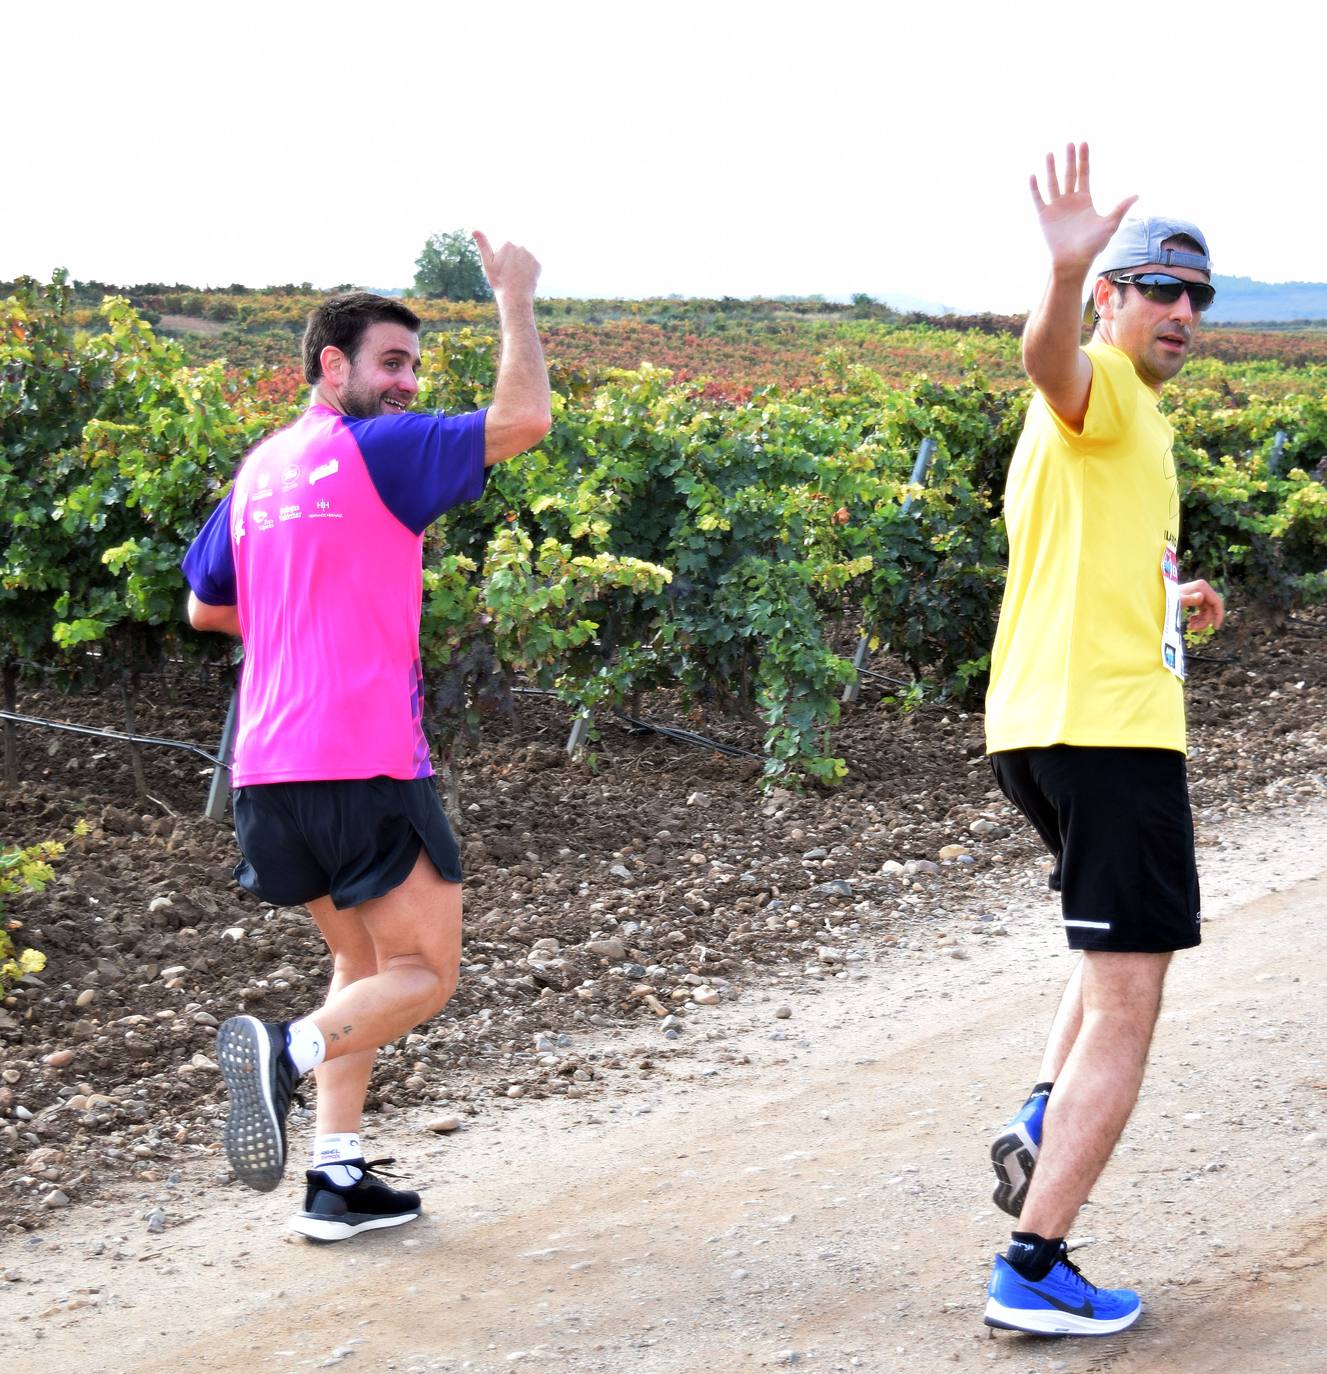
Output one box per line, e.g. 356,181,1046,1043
187,592,241,637
1023,143,1137,431
472,231,552,466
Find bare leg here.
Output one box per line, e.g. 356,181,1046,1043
1036,956,1085,1085
307,897,378,1137
1019,950,1171,1239
219,850,461,1195
308,849,463,1064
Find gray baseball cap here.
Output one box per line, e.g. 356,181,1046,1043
1097,216,1212,276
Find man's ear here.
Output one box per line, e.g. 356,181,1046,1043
1092,276,1118,323
321,344,350,386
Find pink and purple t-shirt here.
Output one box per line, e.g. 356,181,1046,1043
183,404,488,786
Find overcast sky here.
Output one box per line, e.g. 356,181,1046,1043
6,1,1322,313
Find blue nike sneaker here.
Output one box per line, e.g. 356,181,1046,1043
984,1248,1142,1336
990,1087,1049,1217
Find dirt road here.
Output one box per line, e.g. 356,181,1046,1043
10,800,1327,1374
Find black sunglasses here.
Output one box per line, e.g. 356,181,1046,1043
1113,272,1216,313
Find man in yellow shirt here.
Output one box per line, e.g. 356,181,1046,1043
981,144,1225,1337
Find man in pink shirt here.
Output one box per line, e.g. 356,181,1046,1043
183,234,549,1241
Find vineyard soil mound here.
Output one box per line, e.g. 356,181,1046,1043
2,609,1326,1230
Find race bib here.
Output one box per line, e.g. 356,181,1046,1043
1161,544,1186,680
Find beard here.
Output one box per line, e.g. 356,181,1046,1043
340,376,393,419
1143,340,1189,385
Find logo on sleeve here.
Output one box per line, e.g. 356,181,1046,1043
281,463,301,491
309,458,340,486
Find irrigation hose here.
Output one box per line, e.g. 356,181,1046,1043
0,710,229,768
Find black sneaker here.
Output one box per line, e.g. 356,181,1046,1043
289,1158,422,1242
216,1015,299,1192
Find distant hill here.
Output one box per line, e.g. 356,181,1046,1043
873,290,957,316
1207,275,1327,325
861,278,1327,325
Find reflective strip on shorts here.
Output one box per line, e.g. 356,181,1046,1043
1063,919,1113,930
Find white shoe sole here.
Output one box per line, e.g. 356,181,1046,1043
990,1121,1038,1217
984,1296,1142,1336
289,1210,421,1243
217,1017,286,1193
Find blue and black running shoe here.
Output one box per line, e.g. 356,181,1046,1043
990,1087,1050,1217
984,1246,1142,1336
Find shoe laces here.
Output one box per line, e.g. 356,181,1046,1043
360,1157,404,1180
1057,1251,1100,1295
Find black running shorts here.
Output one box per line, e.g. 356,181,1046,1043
989,746,1200,954
232,776,463,909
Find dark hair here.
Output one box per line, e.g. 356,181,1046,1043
1091,235,1210,329
302,292,421,384
1162,233,1206,258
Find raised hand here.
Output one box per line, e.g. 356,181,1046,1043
473,230,551,464
1030,143,1137,274
472,230,541,303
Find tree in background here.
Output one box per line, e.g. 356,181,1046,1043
414,230,492,301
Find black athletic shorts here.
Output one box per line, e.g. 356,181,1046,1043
232,776,463,909
989,746,1200,954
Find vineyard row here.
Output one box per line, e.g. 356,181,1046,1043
3,275,1325,789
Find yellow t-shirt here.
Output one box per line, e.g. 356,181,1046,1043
985,340,1186,754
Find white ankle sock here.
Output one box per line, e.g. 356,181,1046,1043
312,1132,363,1168
285,1017,326,1076
317,1162,364,1187
312,1138,365,1188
